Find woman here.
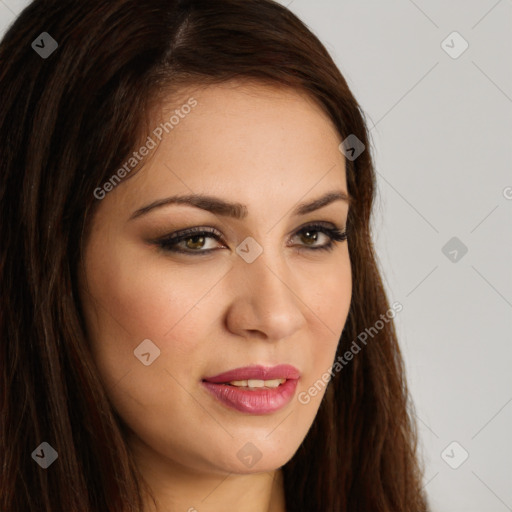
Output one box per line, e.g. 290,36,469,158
0,0,429,510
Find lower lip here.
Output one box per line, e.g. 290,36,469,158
202,379,298,414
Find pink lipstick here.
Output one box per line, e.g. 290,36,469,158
202,364,300,414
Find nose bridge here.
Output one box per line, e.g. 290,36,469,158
245,246,291,299
226,242,305,341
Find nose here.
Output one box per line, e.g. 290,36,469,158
224,249,307,342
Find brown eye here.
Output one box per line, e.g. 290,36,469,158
184,235,208,250
156,227,225,254
291,223,347,252
299,229,320,246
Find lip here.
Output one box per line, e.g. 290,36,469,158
202,364,300,414
203,364,300,383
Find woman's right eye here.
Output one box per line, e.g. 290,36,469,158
155,227,225,255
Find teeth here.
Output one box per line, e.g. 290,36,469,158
247,379,264,388
230,380,248,387
262,379,284,388
229,378,285,389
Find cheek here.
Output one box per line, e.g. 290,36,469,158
306,250,351,329
87,241,225,337
310,258,351,330
80,239,228,392
298,254,351,404
80,246,229,464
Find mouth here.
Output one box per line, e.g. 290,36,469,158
220,378,287,389
201,364,300,414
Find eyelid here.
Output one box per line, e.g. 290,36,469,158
153,225,225,243
292,219,342,233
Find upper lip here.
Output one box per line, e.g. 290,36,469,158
203,364,300,383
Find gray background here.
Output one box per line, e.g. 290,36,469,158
1,0,511,510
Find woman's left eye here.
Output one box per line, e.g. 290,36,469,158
154,223,347,255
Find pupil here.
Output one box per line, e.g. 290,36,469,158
186,235,205,249
303,230,317,245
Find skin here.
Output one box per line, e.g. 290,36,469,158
78,81,352,512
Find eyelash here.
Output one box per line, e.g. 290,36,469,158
154,222,348,255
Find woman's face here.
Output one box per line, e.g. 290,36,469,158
79,81,352,477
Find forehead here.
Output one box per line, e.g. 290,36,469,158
99,81,348,221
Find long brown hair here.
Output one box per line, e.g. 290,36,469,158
0,0,429,510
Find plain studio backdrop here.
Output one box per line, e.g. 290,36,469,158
1,1,511,511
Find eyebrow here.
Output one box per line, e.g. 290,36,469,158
129,190,352,221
